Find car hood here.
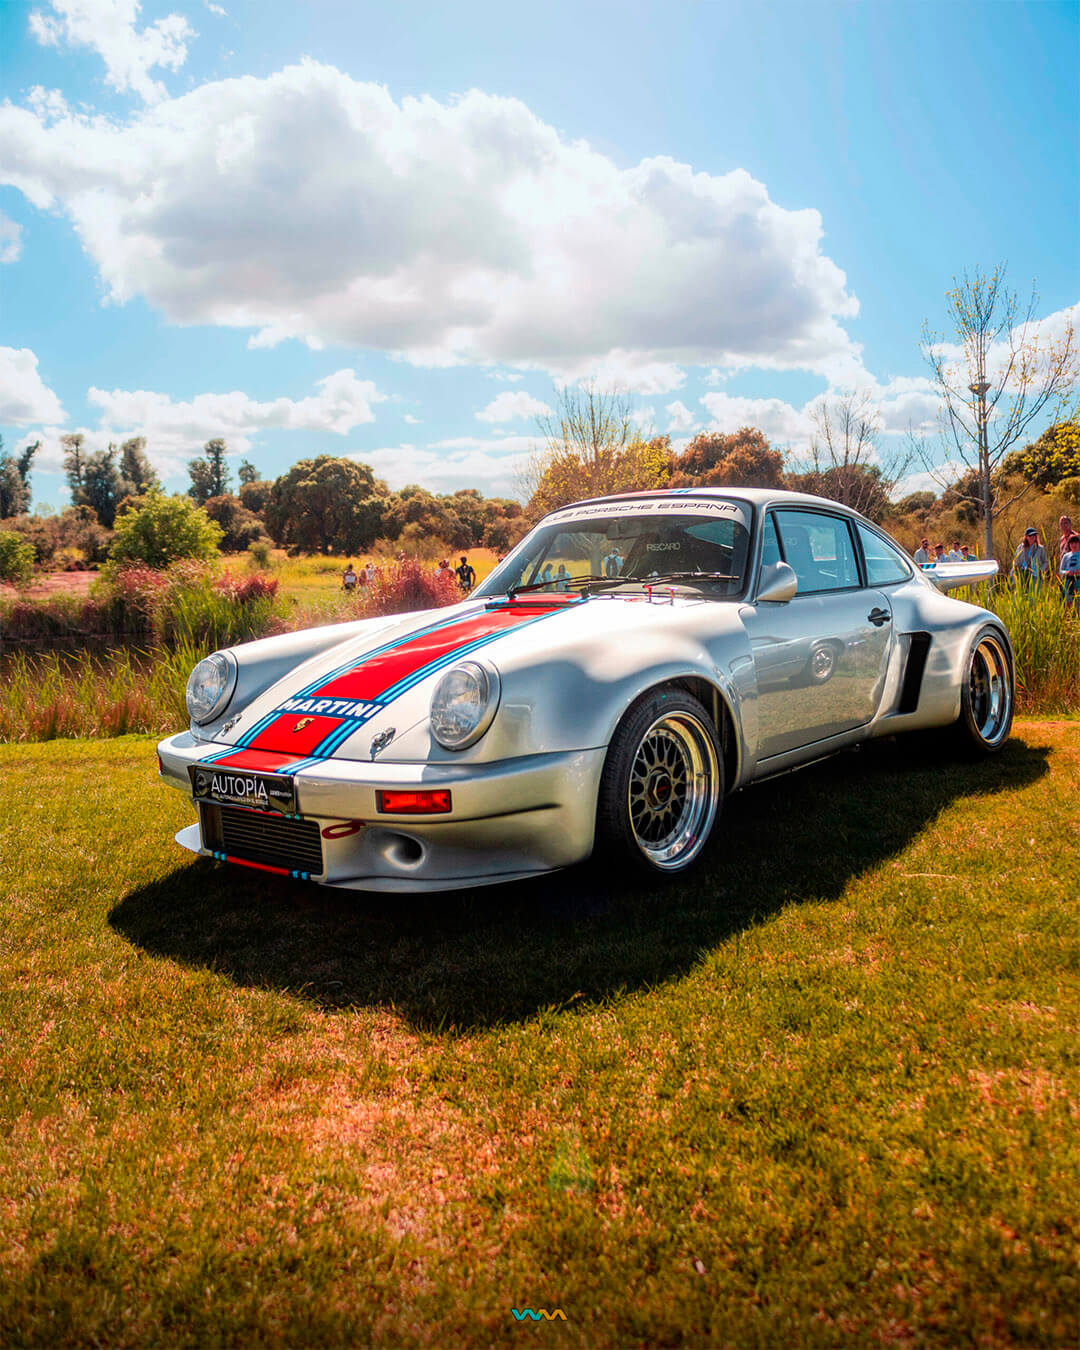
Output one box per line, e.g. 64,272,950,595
208,591,743,765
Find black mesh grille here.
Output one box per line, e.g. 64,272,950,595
203,804,324,875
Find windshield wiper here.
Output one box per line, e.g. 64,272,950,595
506,569,737,598
508,573,612,597
633,571,739,585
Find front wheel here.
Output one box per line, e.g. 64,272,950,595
951,626,1014,754
595,688,723,878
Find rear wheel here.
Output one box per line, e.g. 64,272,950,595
952,626,1013,754
595,688,723,878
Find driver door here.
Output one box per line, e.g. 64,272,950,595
742,508,894,760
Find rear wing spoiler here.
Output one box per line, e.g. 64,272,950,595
919,559,998,593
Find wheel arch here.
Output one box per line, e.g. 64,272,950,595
656,674,740,795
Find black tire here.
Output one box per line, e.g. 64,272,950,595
594,687,723,878
951,625,1014,754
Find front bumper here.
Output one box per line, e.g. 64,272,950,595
157,732,607,892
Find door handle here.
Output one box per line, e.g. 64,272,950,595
867,607,891,627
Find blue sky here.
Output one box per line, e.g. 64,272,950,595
1,0,1077,509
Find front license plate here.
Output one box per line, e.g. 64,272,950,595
189,764,297,815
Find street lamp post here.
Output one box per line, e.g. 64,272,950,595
969,380,991,559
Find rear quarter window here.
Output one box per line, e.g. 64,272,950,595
857,523,913,586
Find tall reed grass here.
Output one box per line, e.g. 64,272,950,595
974,578,1080,713
0,561,283,651
3,564,1073,745
0,558,464,742
0,645,198,741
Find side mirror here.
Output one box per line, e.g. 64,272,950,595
756,561,797,604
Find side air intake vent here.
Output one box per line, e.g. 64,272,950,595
898,632,932,713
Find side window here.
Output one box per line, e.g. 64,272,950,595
857,523,912,586
760,513,781,569
775,510,860,594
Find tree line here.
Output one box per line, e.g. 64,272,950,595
1,263,1075,573
1,406,1077,577
0,432,531,567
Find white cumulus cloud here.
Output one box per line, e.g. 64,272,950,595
29,0,194,105
925,302,1079,397
700,391,814,446
19,369,384,477
0,212,23,263
665,399,696,433
699,373,948,453
0,367,383,477
0,347,66,424
83,369,388,469
0,62,861,379
476,390,552,423
353,435,531,496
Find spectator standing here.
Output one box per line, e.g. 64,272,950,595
932,542,947,566
455,554,476,592
947,540,964,561
603,546,623,578
364,561,375,583
554,563,571,592
435,558,451,582
1059,533,1080,606
913,537,930,566
1058,515,1076,560
1013,527,1050,585
342,561,358,592
960,544,972,561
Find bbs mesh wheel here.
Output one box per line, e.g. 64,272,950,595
595,687,723,877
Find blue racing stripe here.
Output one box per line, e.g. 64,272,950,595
232,608,483,749
294,606,482,698
299,604,564,758
375,607,561,703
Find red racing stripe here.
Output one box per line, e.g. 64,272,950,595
314,605,561,700
225,856,291,877
209,748,309,772
247,713,345,754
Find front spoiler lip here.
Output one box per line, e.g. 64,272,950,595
173,824,558,893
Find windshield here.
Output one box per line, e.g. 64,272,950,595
475,496,753,599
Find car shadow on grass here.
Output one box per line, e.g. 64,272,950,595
109,733,1049,1032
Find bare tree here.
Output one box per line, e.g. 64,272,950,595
519,382,668,516
787,391,911,522
919,265,1077,559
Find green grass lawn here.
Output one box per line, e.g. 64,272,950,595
0,724,1077,1347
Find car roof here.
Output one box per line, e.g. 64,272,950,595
547,486,869,518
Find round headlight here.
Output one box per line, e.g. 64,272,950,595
185,652,237,725
429,661,500,750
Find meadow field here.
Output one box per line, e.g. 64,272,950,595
268,548,500,610
0,722,1077,1347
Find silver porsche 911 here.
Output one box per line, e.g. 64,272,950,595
157,488,1014,891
